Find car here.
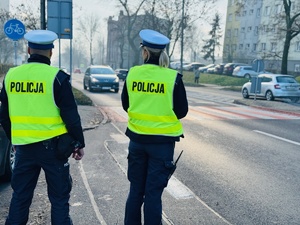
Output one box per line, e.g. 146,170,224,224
213,63,226,75
83,65,119,93
241,73,300,102
115,68,128,81
198,64,215,73
74,68,81,73
0,124,14,181
182,62,205,71
232,66,258,79
223,63,248,76
170,61,189,70
207,67,215,74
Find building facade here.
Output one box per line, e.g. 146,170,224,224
223,0,300,73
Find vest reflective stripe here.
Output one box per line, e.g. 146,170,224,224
10,116,64,124
127,65,183,136
12,127,67,137
128,111,177,123
5,63,67,145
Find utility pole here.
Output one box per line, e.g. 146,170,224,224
40,0,46,29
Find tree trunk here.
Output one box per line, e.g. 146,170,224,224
281,32,291,75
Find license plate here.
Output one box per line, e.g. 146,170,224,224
102,87,111,90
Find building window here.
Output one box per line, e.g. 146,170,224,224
228,14,233,21
271,42,277,52
227,29,231,37
295,64,300,72
263,25,268,33
270,25,276,33
253,43,257,52
296,41,300,51
239,44,243,49
241,27,245,33
246,43,250,50
249,9,254,15
275,4,282,14
247,26,252,32
254,26,259,35
264,6,270,16
242,11,247,16
261,43,266,51
232,44,237,51
234,28,238,37
256,8,261,17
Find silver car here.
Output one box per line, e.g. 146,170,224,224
232,66,258,78
242,73,300,102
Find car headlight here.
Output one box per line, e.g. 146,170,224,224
91,77,98,82
114,77,119,82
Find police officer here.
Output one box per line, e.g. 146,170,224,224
121,29,188,225
0,30,85,225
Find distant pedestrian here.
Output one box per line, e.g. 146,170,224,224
121,29,188,225
194,67,200,84
0,29,85,225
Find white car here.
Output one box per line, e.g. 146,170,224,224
241,73,300,102
232,66,258,78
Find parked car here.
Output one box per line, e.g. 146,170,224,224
232,66,258,78
207,67,215,74
198,64,215,73
170,61,189,70
223,63,247,76
241,73,300,102
213,63,226,75
83,65,119,93
115,68,128,81
182,62,205,71
0,104,14,181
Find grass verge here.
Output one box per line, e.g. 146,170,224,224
72,87,93,106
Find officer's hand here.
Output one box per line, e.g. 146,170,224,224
72,148,84,160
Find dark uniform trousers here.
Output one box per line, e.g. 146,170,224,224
5,138,73,225
125,141,175,225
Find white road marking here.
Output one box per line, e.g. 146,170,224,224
78,161,108,225
253,130,300,146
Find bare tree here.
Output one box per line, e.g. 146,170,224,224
77,14,101,65
280,0,300,74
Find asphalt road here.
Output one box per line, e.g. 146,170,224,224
1,73,300,224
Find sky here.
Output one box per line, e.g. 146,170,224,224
8,0,228,63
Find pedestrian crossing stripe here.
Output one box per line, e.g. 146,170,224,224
100,106,300,122
185,106,300,120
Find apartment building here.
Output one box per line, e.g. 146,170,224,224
223,0,300,73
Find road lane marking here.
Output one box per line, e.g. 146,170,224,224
253,130,300,146
109,123,233,225
78,161,108,225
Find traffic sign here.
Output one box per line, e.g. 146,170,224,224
4,19,25,40
252,59,264,72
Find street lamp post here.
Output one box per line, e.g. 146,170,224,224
40,0,46,29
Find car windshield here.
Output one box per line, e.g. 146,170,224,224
276,76,297,83
91,68,115,74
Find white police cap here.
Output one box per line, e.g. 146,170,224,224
139,29,170,49
24,30,58,50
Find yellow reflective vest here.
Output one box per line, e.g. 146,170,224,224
5,63,67,145
126,64,183,137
